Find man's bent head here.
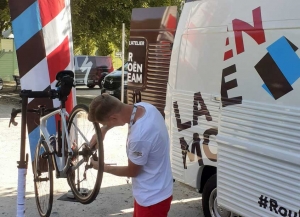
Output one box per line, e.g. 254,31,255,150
88,93,122,124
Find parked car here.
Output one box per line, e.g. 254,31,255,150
74,55,114,88
101,63,128,103
0,78,3,90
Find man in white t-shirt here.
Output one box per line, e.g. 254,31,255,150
88,93,173,217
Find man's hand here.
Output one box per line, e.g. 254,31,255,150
90,158,99,170
90,158,111,172
90,157,141,178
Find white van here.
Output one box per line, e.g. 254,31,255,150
165,1,300,217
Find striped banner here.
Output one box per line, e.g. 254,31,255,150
9,0,76,161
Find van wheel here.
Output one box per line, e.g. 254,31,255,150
202,174,231,217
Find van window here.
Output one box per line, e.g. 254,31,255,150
74,56,114,72
95,57,112,68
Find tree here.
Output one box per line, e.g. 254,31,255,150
70,0,182,56
0,0,10,38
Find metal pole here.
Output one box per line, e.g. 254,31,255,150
121,23,125,103
17,95,28,217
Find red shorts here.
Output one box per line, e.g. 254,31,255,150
133,196,173,217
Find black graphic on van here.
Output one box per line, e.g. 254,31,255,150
179,129,218,169
222,7,266,106
258,195,300,217
174,92,217,168
255,37,300,100
202,128,217,162
173,92,212,132
179,137,189,169
190,133,202,165
179,133,204,169
221,65,243,107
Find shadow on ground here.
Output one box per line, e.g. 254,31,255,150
0,181,203,217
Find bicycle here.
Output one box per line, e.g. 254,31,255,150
9,70,104,217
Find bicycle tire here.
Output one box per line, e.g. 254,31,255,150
34,141,53,217
66,104,104,204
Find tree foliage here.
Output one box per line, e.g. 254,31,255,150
0,0,10,37
71,0,182,56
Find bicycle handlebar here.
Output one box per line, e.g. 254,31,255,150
9,107,60,127
8,89,60,127
20,89,59,99
27,107,59,114
9,108,21,127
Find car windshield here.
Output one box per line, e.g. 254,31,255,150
117,62,128,71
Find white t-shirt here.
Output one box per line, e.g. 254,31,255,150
126,102,173,207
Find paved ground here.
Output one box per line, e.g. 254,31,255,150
0,84,204,217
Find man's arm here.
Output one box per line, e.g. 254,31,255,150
91,158,141,177
90,125,112,149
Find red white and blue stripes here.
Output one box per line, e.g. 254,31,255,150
9,0,75,160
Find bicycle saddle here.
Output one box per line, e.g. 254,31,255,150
56,70,74,81
55,70,75,101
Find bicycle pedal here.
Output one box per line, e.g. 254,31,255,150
66,190,75,199
79,188,89,196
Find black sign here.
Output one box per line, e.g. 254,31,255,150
127,37,147,90
258,195,300,217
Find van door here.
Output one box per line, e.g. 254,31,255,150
165,1,229,188
217,1,300,216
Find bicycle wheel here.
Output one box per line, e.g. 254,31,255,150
33,141,53,217
66,104,104,204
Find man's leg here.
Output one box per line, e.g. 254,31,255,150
133,200,151,217
133,196,173,217
149,196,172,217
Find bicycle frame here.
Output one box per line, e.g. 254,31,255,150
39,107,91,178
39,108,70,178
